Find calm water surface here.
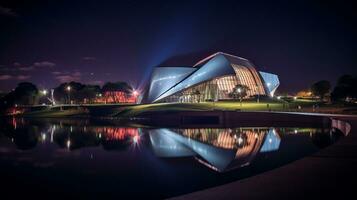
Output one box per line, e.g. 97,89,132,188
0,118,342,199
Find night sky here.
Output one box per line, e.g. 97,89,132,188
0,0,356,93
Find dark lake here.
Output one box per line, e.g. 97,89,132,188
0,118,342,199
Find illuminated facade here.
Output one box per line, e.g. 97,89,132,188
143,52,279,103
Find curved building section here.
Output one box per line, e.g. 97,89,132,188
144,52,280,103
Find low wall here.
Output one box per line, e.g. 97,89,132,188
137,111,332,128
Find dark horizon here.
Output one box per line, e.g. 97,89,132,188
1,0,356,93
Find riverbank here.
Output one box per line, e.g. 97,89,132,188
116,101,357,118
3,100,357,118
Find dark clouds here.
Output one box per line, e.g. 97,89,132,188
53,71,82,83
0,5,18,17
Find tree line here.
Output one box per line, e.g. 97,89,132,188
310,74,357,101
0,81,134,110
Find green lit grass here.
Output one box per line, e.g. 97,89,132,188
18,99,357,118
117,100,292,117
22,108,88,117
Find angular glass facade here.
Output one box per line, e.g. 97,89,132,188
259,71,280,97
146,67,196,103
143,52,280,103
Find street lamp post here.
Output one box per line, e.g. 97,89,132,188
132,90,139,104
66,86,71,104
256,85,260,103
41,89,48,106
238,88,242,106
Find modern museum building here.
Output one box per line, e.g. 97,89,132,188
143,52,279,103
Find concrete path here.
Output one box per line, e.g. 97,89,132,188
171,115,357,199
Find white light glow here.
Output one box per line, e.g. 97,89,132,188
66,139,71,149
133,135,140,144
238,137,243,145
133,90,139,96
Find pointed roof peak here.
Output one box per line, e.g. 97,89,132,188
193,52,248,67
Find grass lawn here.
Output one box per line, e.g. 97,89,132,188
116,100,310,117
15,99,357,118
21,107,88,117
116,98,357,117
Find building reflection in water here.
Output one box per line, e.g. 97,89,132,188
149,128,281,172
2,118,340,172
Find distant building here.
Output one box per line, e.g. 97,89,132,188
143,52,279,103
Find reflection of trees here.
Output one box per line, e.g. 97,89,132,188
1,118,141,151
101,136,131,150
311,129,342,148
53,129,100,150
11,127,39,150
52,127,139,151
0,118,40,150
97,127,138,151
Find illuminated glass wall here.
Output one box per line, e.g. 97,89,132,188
144,52,280,103
162,75,241,103
231,64,266,96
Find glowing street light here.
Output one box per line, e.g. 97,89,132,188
132,90,139,96
66,86,71,104
66,139,71,149
42,89,48,95
237,88,242,106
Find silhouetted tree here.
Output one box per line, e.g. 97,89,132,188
331,75,357,101
15,82,39,105
77,85,101,103
311,80,331,100
0,82,40,108
54,81,85,104
102,82,132,93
